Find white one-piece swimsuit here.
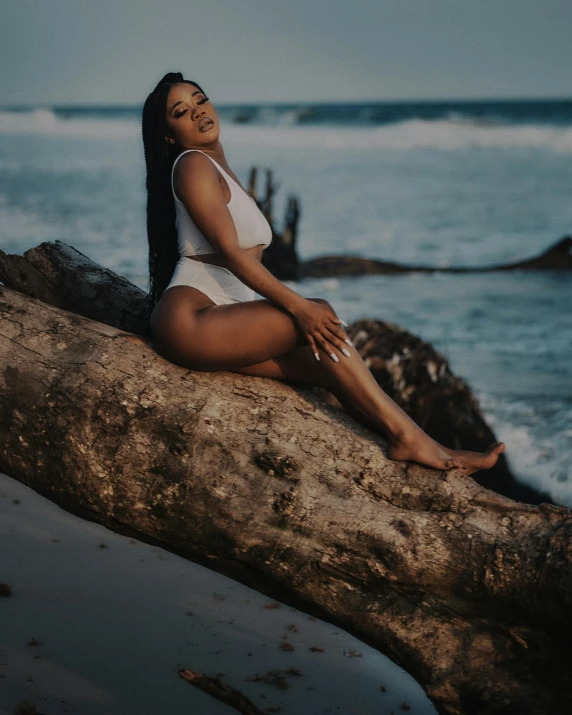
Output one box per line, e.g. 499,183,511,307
165,149,272,304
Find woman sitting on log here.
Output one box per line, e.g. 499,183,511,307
142,71,505,475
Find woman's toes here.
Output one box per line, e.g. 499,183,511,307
444,458,464,471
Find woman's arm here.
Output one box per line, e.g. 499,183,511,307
175,152,352,360
222,250,355,362
174,152,303,309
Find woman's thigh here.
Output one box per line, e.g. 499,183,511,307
231,343,334,390
151,286,316,370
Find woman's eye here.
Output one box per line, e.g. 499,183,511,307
174,97,208,118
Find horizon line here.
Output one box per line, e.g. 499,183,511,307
1,94,572,111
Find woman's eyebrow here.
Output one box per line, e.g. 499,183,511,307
169,91,202,115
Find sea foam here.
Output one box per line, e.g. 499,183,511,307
1,108,572,153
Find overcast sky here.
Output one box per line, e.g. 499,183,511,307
2,0,571,106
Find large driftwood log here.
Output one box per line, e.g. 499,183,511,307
0,241,552,505
0,241,149,337
1,283,572,715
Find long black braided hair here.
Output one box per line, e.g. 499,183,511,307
141,72,208,320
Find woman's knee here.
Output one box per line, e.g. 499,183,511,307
310,297,332,309
310,297,339,317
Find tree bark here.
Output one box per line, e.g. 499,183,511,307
0,241,552,505
0,241,150,337
1,283,571,715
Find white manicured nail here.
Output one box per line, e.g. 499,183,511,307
330,352,339,362
342,348,351,357
344,338,353,347
340,320,348,327
314,351,320,361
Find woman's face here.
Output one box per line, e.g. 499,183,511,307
164,82,219,149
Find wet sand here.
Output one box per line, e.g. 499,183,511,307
0,471,438,715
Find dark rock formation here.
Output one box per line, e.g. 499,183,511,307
301,235,572,279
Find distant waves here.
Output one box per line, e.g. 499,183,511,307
1,105,572,153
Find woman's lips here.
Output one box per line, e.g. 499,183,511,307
199,118,214,131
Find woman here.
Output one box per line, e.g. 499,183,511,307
142,72,505,475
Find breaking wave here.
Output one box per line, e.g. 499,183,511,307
1,107,572,153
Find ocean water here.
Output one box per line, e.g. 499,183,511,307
1,99,571,506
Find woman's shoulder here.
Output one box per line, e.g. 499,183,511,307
173,151,227,210
174,149,215,175
173,150,220,196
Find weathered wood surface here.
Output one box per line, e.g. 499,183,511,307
251,165,301,282
1,283,571,715
0,240,552,505
0,241,150,337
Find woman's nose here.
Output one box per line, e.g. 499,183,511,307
192,106,205,121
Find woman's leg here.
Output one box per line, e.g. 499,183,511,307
232,342,504,476
151,288,504,475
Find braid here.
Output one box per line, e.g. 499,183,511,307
141,72,208,320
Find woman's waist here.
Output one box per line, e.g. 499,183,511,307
180,245,264,268
169,256,256,300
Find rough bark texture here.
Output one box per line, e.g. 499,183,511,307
0,240,552,506
1,284,571,715
0,241,149,337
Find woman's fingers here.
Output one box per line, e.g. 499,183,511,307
323,325,353,358
313,312,352,361
309,335,349,363
326,314,352,343
311,329,347,362
322,312,353,354
328,324,352,346
298,303,352,362
306,333,321,361
306,330,334,362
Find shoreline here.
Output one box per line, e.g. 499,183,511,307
1,471,437,715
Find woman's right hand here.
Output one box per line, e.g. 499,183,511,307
290,298,353,362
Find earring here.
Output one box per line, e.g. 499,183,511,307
165,137,175,145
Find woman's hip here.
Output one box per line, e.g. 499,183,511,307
166,257,256,305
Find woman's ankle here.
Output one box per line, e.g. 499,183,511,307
386,422,424,447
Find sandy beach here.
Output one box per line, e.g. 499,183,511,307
1,470,438,715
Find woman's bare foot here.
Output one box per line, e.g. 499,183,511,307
387,428,505,476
